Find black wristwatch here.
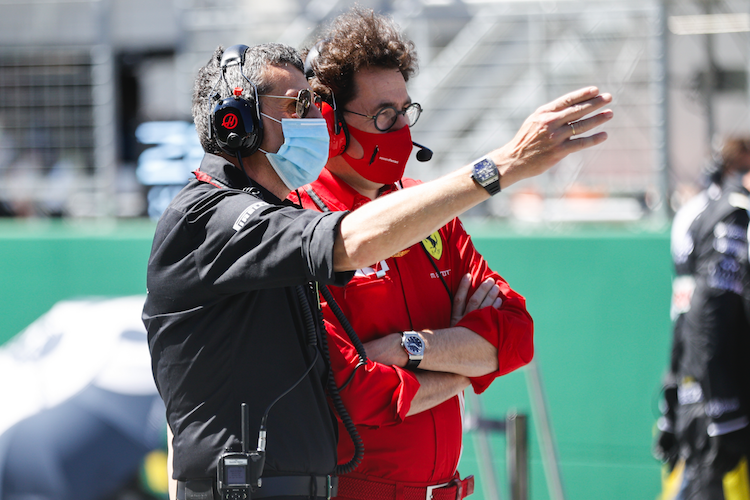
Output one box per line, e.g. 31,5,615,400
401,331,425,369
470,156,501,195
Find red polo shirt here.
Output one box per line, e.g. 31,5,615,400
290,168,534,486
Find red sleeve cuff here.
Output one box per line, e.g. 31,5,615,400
336,357,421,426
391,365,421,421
455,300,534,394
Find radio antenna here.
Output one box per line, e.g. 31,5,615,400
241,403,250,454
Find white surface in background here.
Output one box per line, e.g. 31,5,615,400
0,295,154,435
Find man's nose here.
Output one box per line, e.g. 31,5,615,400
391,112,408,131
307,103,324,119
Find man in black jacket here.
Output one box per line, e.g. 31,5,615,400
142,42,612,500
663,137,750,499
654,153,723,470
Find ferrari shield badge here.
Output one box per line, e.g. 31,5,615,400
422,231,443,260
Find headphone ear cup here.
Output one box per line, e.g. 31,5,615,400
322,101,348,158
212,96,263,156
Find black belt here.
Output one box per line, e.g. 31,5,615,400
177,476,338,500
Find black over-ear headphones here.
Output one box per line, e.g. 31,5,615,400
209,44,264,156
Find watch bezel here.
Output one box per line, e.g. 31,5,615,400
471,156,501,195
401,331,424,369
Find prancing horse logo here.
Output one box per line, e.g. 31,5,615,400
422,231,443,260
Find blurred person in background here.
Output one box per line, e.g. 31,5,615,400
654,136,750,499
297,7,612,500
653,149,725,473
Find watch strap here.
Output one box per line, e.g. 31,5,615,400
484,177,501,196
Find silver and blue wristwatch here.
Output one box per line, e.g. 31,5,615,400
401,331,425,369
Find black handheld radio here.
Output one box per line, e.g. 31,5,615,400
217,403,266,500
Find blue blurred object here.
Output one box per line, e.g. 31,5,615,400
0,297,167,500
135,121,203,219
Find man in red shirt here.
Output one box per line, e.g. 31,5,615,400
292,7,537,500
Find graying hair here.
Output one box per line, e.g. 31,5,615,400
192,43,304,154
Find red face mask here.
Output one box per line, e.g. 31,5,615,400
342,124,413,185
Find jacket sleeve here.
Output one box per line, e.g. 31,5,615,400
322,301,421,427
449,218,534,394
191,192,352,291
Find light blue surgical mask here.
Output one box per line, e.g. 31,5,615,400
259,115,329,191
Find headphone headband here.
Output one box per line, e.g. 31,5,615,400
304,41,323,80
221,44,249,69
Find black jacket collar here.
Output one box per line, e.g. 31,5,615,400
194,153,284,205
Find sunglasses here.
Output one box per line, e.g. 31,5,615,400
344,103,422,132
259,88,323,118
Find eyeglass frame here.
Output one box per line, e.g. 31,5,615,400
259,88,323,118
343,102,422,132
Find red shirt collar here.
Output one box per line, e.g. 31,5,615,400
309,168,399,211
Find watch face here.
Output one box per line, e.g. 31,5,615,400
473,158,497,183
405,335,424,354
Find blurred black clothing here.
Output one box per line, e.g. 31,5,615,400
674,174,750,498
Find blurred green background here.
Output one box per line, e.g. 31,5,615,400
461,225,671,500
0,219,672,500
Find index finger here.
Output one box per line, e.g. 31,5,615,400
452,273,472,317
546,87,601,112
546,88,612,122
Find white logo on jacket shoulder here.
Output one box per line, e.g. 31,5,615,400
233,202,269,231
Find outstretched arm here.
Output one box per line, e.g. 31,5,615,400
334,87,612,271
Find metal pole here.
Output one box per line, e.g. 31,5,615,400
92,0,117,217
525,359,565,500
702,0,717,148
466,392,502,500
506,411,528,500
651,0,672,220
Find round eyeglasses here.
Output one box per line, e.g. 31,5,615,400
344,103,422,132
259,88,323,118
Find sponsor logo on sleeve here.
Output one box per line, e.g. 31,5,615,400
233,201,269,231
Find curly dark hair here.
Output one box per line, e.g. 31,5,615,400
192,43,303,154
305,7,418,108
